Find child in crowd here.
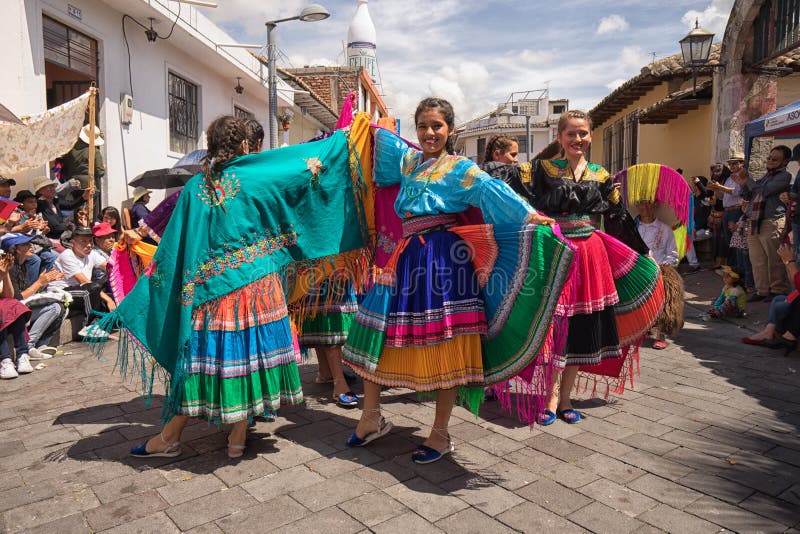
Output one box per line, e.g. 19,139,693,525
708,265,746,318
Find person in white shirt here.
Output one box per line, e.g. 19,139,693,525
637,200,679,349
49,226,115,316
636,201,679,267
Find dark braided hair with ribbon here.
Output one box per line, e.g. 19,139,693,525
201,115,248,205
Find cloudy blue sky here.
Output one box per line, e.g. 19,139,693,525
201,0,733,137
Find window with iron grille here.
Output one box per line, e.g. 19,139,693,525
168,72,199,154
234,106,254,120
623,112,639,168
753,0,800,64
603,126,613,170
516,135,528,156
613,118,625,174
43,15,98,79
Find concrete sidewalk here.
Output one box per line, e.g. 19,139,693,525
0,269,798,533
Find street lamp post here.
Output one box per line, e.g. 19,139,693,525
265,4,330,149
679,19,724,96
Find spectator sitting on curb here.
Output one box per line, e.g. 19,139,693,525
0,252,33,379
11,190,58,286
708,265,747,319
2,233,66,361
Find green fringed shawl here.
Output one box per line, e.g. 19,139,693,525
91,131,366,417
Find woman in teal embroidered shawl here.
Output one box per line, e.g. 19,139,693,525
94,116,367,459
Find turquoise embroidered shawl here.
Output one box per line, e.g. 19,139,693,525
93,131,366,415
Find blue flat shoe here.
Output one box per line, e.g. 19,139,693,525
336,391,359,407
345,417,393,447
129,439,181,458
558,409,582,424
411,442,455,464
539,410,557,426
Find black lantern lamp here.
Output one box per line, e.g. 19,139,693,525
680,19,723,95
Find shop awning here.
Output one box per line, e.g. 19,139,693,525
744,98,800,159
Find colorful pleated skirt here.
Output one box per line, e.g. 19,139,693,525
179,273,303,424
553,215,664,391
343,213,575,412
296,280,357,347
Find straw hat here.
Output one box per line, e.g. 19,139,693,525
132,186,151,203
79,124,105,146
727,152,745,163
33,176,55,194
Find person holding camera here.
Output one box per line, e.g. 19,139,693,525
741,146,792,302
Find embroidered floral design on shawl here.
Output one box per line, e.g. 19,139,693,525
196,171,241,207
305,157,324,188
181,230,298,306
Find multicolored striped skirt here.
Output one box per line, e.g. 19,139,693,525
179,273,303,424
296,280,357,347
343,214,575,412
553,215,664,391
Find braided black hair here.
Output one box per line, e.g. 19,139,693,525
201,116,248,204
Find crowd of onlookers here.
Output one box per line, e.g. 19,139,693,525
681,144,800,352
0,169,152,379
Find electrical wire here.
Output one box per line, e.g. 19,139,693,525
120,3,183,96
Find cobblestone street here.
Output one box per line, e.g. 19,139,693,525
1,270,798,533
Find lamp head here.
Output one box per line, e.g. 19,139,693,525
234,77,244,95
145,18,158,43
680,18,715,66
299,4,330,21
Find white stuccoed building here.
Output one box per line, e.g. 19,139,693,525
1,0,333,210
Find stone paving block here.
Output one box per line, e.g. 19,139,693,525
615,400,670,422
0,477,86,513
637,503,724,533
213,456,279,487
627,473,703,509
537,419,584,439
514,478,593,516
620,449,693,481
739,492,800,528
678,471,755,504
605,412,672,437
583,452,646,483
577,478,658,517
696,425,774,453
657,414,709,433
85,489,169,531
495,501,588,533
765,445,800,468
273,506,365,534
469,432,526,457
349,461,415,489
660,429,739,458
450,442,502,471
0,471,23,493
0,440,23,459
337,490,409,527
384,477,469,522
372,511,443,534
2,488,99,531
305,446,382,478
619,433,679,455
478,460,539,491
185,522,224,534
508,447,599,489
566,431,635,458
92,469,168,504
165,486,258,531
480,418,542,442
567,501,644,533
715,456,800,497
634,395,694,417
290,471,372,512
440,474,525,517
261,438,326,469
157,473,227,506
22,512,91,534
215,494,308,533
663,446,728,474
101,511,180,534
435,507,516,534
448,421,494,443
576,417,636,441
684,495,787,533
391,453,467,485
277,419,350,444
240,463,324,501
525,433,594,463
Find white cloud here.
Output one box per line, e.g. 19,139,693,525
596,15,629,36
682,0,735,37
620,45,649,67
519,49,558,66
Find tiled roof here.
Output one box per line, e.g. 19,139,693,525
589,44,721,127
637,79,713,124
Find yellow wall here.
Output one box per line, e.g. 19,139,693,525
777,74,800,107
591,81,714,180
